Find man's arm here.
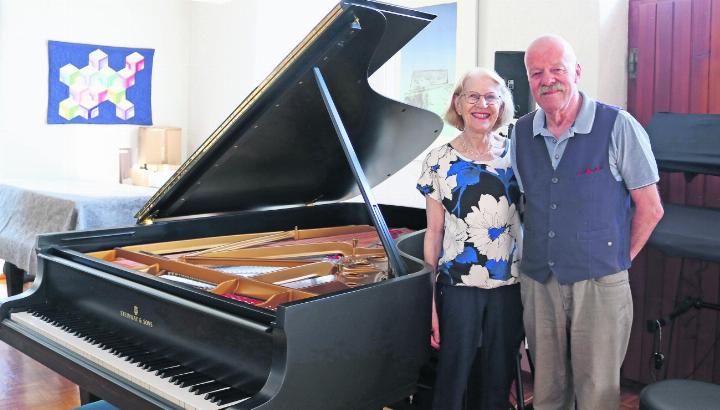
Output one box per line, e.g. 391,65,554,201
629,184,664,260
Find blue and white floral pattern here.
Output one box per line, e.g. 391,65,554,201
417,141,522,289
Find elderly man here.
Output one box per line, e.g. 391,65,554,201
510,35,664,409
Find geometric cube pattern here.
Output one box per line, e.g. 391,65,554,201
58,49,145,120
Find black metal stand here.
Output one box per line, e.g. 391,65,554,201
646,297,720,371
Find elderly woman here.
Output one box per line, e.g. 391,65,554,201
416,68,523,410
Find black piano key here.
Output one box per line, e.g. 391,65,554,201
79,329,107,339
48,317,71,326
133,355,169,368
207,388,250,405
56,317,85,326
190,381,228,395
120,352,157,363
106,345,142,357
111,345,148,355
169,371,195,384
97,338,135,351
21,304,266,405
112,349,148,359
29,306,51,316
139,358,176,371
99,340,135,351
92,335,126,346
69,325,99,336
172,372,213,387
59,321,89,331
47,314,75,325
124,351,160,362
157,366,192,378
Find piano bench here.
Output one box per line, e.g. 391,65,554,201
73,401,119,410
640,379,720,410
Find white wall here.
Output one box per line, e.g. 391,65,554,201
0,0,629,204
477,0,629,108
187,0,336,152
0,0,190,183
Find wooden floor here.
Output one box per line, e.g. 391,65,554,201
0,276,81,410
0,274,642,410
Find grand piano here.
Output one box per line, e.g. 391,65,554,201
0,1,443,409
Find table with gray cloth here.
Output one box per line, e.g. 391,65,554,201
0,179,156,296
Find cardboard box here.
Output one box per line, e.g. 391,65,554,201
130,164,180,188
130,165,149,187
138,127,182,165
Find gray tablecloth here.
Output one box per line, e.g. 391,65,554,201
0,179,156,274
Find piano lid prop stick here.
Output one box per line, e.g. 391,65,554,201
313,66,407,277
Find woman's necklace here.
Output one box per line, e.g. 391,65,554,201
462,133,492,159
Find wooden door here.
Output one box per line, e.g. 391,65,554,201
625,0,720,384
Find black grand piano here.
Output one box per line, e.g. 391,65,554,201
0,2,443,409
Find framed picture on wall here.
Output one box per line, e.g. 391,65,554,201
47,40,154,125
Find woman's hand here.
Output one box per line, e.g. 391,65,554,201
424,196,444,350
431,295,440,349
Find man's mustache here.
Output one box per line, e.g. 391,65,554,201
539,84,565,94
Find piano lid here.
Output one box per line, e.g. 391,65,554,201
136,1,443,223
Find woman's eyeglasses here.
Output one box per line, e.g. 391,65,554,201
460,92,501,106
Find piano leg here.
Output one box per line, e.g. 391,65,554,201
3,262,25,297
80,388,101,405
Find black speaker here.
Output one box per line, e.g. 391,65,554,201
494,51,534,118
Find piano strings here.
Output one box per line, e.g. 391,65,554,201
85,225,412,309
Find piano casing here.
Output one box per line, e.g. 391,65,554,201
0,2,442,409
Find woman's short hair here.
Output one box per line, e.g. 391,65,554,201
444,67,515,131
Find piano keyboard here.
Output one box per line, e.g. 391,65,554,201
11,307,254,410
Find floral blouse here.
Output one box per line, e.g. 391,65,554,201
416,141,522,289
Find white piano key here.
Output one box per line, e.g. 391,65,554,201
10,311,250,410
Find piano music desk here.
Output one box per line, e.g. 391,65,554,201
0,179,156,297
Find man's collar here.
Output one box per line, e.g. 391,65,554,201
531,91,596,137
